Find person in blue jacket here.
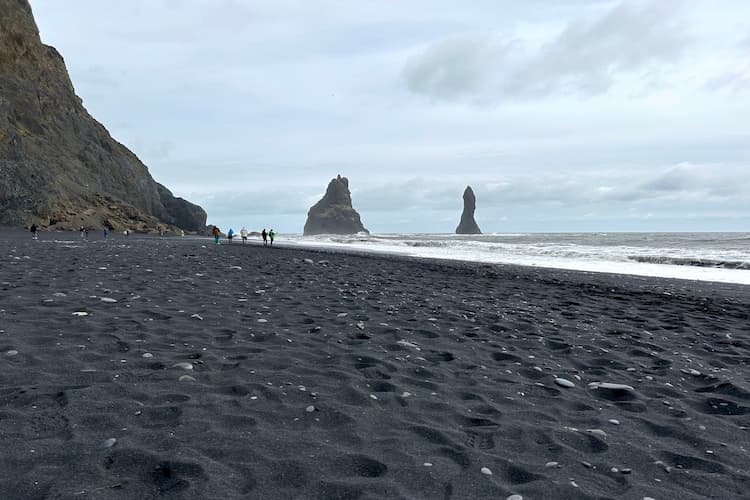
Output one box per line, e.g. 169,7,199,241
227,228,234,244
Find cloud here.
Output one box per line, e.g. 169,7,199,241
403,35,512,100
703,35,750,94
404,0,691,101
506,0,689,97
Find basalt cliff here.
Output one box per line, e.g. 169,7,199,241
0,0,206,231
455,185,481,234
304,175,368,236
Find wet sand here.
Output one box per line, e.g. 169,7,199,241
1,231,748,499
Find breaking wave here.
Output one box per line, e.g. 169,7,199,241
628,255,750,270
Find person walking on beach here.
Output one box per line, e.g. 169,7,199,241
240,226,248,244
227,228,234,244
80,225,85,239
268,228,276,246
103,226,109,238
212,225,221,245
30,223,38,240
261,228,268,247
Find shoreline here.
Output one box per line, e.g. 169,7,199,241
8,227,750,286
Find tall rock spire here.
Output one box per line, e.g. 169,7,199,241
304,175,369,235
455,186,481,234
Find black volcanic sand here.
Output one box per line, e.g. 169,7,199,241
1,232,749,500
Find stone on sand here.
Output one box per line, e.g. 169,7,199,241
554,378,575,388
480,467,492,476
172,362,193,370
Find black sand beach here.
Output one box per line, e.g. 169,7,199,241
0,231,748,499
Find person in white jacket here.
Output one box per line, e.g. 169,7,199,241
240,226,249,244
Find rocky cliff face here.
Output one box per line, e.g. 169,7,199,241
303,175,369,235
456,186,481,234
0,0,206,231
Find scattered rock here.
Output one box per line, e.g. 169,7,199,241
72,312,89,317
608,419,620,425
305,405,316,413
190,314,203,320
102,438,117,448
507,495,523,500
172,362,193,370
179,375,196,382
480,467,493,476
100,297,117,303
5,350,18,356
142,353,153,358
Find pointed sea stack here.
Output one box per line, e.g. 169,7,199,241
303,175,369,235
455,186,481,234
0,0,206,231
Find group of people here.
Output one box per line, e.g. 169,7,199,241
211,226,275,246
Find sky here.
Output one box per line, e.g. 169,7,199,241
29,0,750,233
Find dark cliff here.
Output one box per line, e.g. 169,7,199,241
0,0,206,231
303,175,368,236
455,185,481,234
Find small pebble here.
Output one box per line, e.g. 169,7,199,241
369,394,378,400
608,419,620,425
621,468,632,474
545,461,559,468
305,405,315,413
172,362,193,370
142,353,153,358
507,495,523,500
423,462,433,467
5,350,18,356
72,312,89,317
100,297,117,303
190,314,203,320
102,438,117,448
480,467,492,476
554,378,575,388
178,375,196,382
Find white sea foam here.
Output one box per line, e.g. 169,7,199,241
281,233,750,285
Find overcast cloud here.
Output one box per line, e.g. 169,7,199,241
29,0,750,232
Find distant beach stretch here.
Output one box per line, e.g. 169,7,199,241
0,231,748,499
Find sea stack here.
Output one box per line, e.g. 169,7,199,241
0,0,206,231
303,175,369,235
455,186,481,234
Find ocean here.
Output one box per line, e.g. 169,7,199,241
281,232,750,285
